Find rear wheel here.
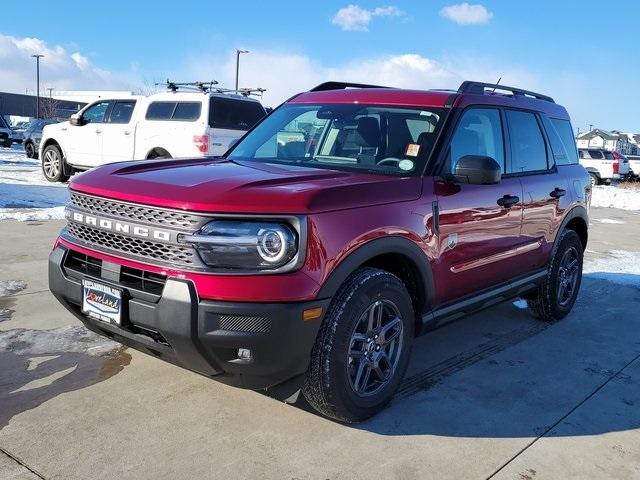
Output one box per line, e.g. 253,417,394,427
25,141,36,159
41,144,69,182
527,230,583,321
589,173,599,187
303,268,414,422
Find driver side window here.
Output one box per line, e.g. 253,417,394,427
450,108,504,173
82,101,111,124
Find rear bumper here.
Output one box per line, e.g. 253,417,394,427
49,246,329,389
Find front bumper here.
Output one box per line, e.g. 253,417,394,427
49,246,330,389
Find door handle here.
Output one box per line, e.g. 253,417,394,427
95,129,102,134
497,194,520,208
550,187,566,199
123,131,131,135
61,127,67,132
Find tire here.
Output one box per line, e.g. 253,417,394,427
589,173,599,187
25,141,36,159
41,144,69,183
527,230,583,322
302,267,414,422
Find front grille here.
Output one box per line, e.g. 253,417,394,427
68,222,197,267
70,192,205,230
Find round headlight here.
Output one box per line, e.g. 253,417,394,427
257,226,293,263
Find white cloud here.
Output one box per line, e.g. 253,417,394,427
331,4,404,31
440,3,493,25
0,34,133,94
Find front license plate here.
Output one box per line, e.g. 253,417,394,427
82,279,122,325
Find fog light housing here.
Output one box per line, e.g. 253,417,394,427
237,348,252,361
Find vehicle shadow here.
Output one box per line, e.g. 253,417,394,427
290,273,640,438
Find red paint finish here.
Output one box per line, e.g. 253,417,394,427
57,85,590,312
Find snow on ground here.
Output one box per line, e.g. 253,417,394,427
592,218,625,224
591,185,640,211
583,250,640,287
0,144,68,221
0,280,27,297
0,325,119,356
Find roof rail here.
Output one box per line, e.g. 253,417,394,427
310,81,391,92
458,81,555,103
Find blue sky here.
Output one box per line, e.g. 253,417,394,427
2,0,640,132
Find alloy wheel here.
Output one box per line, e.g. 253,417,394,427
43,149,60,179
347,299,404,397
557,246,579,307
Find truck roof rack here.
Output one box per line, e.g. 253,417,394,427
458,81,555,103
156,80,266,97
310,81,391,92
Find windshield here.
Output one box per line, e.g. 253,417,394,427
227,103,445,175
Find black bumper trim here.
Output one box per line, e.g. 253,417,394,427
49,246,330,389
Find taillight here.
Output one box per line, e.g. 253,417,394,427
613,159,620,174
193,135,209,153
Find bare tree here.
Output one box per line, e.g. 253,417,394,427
40,96,60,120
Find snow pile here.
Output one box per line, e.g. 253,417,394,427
0,325,119,357
591,186,640,211
583,250,640,287
0,280,27,297
0,145,69,221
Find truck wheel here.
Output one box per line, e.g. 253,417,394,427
25,141,36,159
589,173,599,187
303,268,414,422
42,145,69,183
527,230,583,322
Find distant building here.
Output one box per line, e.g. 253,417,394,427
576,129,633,154
0,91,86,120
52,90,136,104
613,132,640,155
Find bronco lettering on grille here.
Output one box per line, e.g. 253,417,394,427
68,210,172,242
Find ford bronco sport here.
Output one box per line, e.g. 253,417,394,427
49,81,591,422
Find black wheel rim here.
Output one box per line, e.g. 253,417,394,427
557,246,580,307
346,299,404,397
26,143,34,157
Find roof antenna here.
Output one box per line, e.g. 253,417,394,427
491,77,502,93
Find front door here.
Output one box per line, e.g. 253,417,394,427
100,100,137,163
433,107,526,303
66,100,111,167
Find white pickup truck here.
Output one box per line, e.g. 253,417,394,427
39,89,266,182
577,148,631,186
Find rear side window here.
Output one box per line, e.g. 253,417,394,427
603,151,615,160
449,108,505,174
109,100,136,124
209,97,266,130
549,118,578,165
506,110,548,173
146,101,202,121
588,150,604,159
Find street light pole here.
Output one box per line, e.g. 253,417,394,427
235,49,249,91
32,54,44,118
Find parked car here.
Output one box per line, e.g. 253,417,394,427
578,148,630,185
39,88,267,182
23,119,58,159
0,115,12,148
49,80,590,422
625,154,640,179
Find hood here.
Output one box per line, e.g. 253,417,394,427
69,158,422,214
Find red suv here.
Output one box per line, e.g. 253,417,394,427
49,81,591,422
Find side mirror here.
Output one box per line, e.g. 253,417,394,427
69,114,83,126
451,155,501,185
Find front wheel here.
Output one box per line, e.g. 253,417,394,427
527,230,583,321
303,268,414,422
41,145,69,182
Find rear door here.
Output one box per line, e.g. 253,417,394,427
434,107,525,303
505,110,571,271
208,96,266,155
100,100,137,164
